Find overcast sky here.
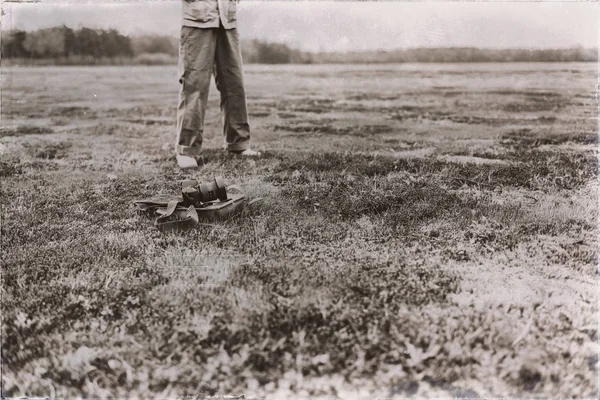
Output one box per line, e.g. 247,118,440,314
2,1,598,52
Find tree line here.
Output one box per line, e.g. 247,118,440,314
241,40,313,64
2,26,597,65
315,47,597,63
3,26,135,59
2,26,178,64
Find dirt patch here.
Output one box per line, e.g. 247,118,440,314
440,155,511,166
390,148,436,159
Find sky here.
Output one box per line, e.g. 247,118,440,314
1,1,598,52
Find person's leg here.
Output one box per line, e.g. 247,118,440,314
176,27,218,157
214,25,253,153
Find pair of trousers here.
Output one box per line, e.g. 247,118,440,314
176,25,250,156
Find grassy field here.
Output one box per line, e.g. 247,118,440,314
1,63,598,398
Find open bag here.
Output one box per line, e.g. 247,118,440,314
133,177,251,232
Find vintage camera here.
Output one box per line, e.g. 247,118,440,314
181,176,228,205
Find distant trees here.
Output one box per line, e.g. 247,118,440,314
312,47,598,64
2,30,29,58
22,27,65,57
1,25,597,65
130,35,178,57
242,40,313,64
2,26,133,60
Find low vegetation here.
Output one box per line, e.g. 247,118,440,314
1,64,597,398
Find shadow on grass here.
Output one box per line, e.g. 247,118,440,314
282,176,475,228
273,123,395,138
0,125,54,138
0,161,22,177
502,129,598,146
268,149,596,191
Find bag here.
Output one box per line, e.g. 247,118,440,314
134,176,250,232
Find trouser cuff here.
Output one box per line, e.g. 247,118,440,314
176,144,202,156
226,140,250,152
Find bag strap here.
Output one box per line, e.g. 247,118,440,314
155,200,199,232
